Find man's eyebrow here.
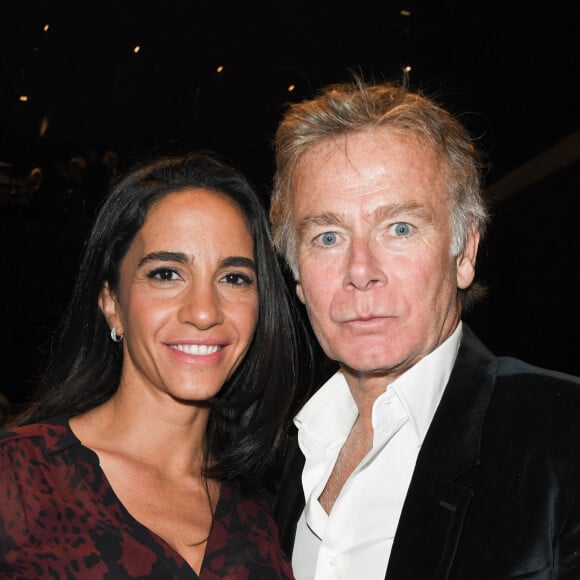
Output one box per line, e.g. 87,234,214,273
297,212,344,236
373,202,433,222
296,203,433,235
138,252,255,270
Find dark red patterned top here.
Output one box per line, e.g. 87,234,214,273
0,416,294,579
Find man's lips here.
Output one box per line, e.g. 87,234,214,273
338,315,394,328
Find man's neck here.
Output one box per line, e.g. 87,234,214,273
319,414,372,514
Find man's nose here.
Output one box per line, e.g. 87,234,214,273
344,237,387,290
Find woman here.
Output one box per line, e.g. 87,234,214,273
0,151,310,578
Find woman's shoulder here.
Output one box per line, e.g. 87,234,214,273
0,415,72,452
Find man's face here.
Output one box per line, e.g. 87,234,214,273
292,128,478,390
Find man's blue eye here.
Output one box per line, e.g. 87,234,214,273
319,232,337,246
393,223,411,236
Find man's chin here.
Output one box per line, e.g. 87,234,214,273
339,356,409,380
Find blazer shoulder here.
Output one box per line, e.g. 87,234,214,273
459,326,580,443
495,355,580,390
490,356,580,444
461,324,580,393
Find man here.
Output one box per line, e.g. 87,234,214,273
269,76,580,579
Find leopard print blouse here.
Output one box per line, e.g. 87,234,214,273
0,416,294,579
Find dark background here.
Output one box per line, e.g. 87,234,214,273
1,1,579,413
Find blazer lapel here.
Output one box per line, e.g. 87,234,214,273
385,325,498,580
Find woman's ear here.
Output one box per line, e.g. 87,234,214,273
98,282,123,335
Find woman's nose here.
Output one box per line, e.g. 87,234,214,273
178,283,224,329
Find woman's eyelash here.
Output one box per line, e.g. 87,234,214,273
146,267,178,281
223,272,254,285
145,268,254,286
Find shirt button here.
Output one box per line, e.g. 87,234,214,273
328,554,342,567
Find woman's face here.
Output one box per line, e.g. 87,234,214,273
99,188,259,403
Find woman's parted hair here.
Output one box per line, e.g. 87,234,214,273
13,151,311,486
270,76,490,307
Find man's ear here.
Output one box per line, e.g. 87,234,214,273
98,282,123,334
456,225,480,290
296,281,306,305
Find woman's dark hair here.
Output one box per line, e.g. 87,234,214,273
11,151,313,486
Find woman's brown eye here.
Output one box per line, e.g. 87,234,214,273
147,268,178,281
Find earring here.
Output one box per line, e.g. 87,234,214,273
110,327,124,343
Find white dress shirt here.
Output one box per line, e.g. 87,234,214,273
291,323,463,580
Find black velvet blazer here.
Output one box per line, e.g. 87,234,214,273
274,324,580,579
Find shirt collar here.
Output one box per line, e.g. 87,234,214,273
384,322,462,444
294,371,357,452
295,322,463,447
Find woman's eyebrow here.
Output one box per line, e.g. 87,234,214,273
138,252,255,270
220,256,256,270
139,251,189,267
